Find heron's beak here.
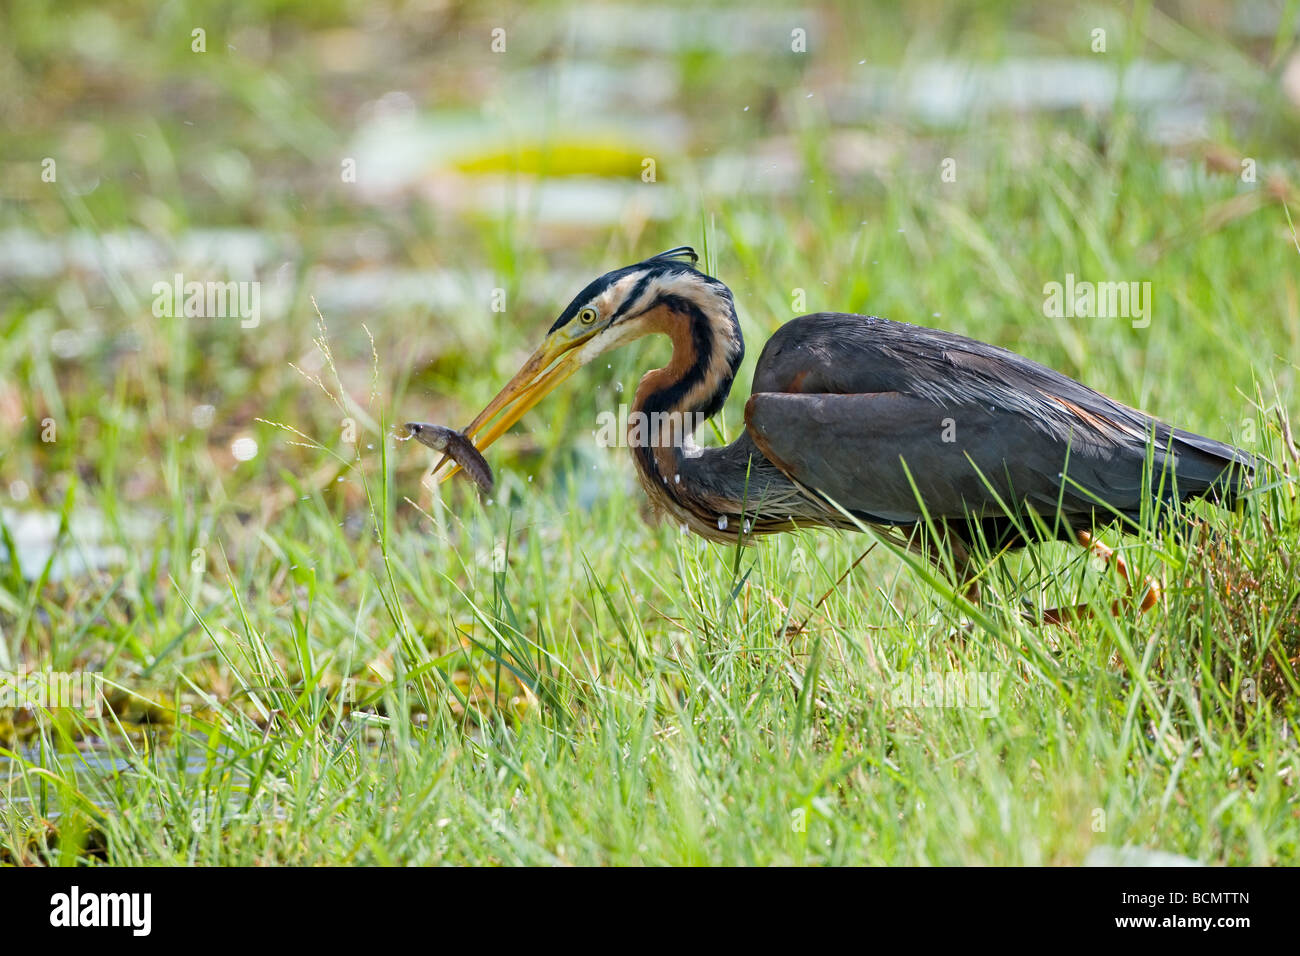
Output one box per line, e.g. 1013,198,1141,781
433,333,587,482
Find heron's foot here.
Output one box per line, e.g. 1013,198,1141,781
1078,531,1161,614
1025,534,1162,627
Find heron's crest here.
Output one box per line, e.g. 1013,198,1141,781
646,246,699,265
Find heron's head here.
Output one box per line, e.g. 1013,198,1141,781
447,247,737,465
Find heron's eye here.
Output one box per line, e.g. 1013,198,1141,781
578,307,599,325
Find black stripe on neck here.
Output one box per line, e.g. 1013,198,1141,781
641,293,743,421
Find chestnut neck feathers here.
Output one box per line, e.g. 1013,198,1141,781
626,269,744,484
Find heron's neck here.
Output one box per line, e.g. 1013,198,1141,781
629,286,744,484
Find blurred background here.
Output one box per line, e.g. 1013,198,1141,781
0,0,1298,637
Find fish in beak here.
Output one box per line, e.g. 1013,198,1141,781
403,422,495,494
429,330,592,484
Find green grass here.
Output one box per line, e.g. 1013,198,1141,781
1,0,1299,865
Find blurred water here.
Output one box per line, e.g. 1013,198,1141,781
0,506,154,582
565,4,825,53
0,738,238,819
830,58,1218,142
0,228,523,316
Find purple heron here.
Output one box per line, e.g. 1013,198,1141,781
427,248,1253,622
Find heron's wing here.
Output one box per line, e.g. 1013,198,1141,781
745,391,1141,527
745,313,1252,524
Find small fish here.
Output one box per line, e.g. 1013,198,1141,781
403,422,494,495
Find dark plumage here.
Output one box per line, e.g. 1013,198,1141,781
744,313,1252,547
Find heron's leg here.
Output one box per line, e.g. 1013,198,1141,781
905,526,980,606
1033,531,1160,625
949,537,980,606
784,542,879,637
